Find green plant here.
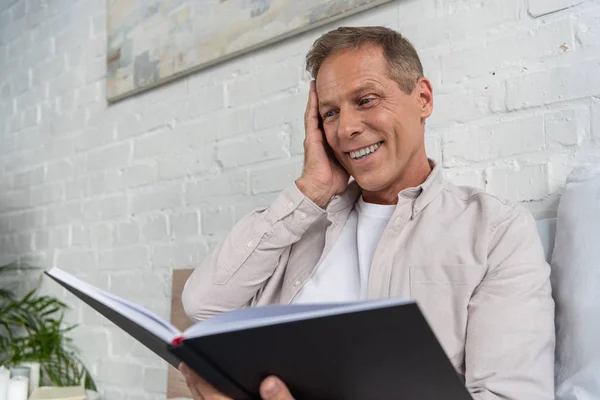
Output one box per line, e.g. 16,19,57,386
0,262,96,390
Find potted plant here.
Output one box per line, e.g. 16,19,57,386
0,262,96,391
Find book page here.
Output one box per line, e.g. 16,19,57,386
183,299,414,339
46,268,180,342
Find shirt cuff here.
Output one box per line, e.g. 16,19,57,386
265,183,327,236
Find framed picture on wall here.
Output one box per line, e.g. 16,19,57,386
106,0,393,102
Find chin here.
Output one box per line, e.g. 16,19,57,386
352,174,389,193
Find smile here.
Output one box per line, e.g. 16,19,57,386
348,141,383,160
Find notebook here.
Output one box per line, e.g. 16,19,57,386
45,267,472,400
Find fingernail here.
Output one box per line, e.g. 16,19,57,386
262,379,280,397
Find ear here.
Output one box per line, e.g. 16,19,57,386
415,77,433,121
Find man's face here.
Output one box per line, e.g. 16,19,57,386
316,44,433,195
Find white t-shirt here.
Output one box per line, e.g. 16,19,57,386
292,196,396,304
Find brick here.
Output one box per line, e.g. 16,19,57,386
0,233,34,254
133,128,187,159
56,249,97,273
45,159,73,182
8,209,44,231
114,112,142,140
227,62,300,107
86,142,131,171
545,106,588,147
10,0,25,20
70,327,109,360
70,223,90,247
189,84,225,118
217,128,289,168
99,246,149,270
185,171,248,204
444,168,485,189
576,10,600,48
47,72,84,99
157,147,216,180
141,215,168,242
49,110,87,136
250,160,303,194
506,59,600,110
88,170,121,196
85,56,106,83
116,221,140,245
443,115,544,166
65,177,87,200
131,185,183,214
151,241,208,269
143,367,167,394
289,119,305,155
425,135,442,165
12,68,30,95
182,108,254,148
101,389,126,400
120,164,157,188
90,223,114,250
98,361,143,387
34,227,69,251
169,212,199,239
110,270,169,298
0,189,30,212
13,166,44,188
75,83,99,107
91,13,105,37
400,0,519,50
528,0,584,17
592,98,600,141
83,195,129,221
30,182,65,206
428,86,494,127
485,164,550,201
200,205,235,237
254,91,307,130
442,19,574,83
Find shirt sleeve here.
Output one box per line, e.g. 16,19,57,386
465,204,556,400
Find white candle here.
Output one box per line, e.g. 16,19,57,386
0,366,10,400
7,376,28,400
20,362,40,394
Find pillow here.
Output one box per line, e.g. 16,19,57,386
551,164,600,399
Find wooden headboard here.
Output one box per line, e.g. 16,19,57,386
167,268,195,399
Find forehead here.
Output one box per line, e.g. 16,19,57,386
315,45,392,100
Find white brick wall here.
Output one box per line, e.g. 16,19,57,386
1,0,599,398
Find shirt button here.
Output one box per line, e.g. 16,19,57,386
287,202,294,209
300,212,307,220
294,280,301,286
247,240,254,248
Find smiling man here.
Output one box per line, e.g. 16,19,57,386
181,26,555,400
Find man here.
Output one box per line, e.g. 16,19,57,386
180,26,555,399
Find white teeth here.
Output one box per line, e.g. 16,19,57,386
349,142,382,160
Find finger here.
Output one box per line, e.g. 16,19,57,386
304,81,322,142
259,376,295,400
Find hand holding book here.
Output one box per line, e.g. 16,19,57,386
179,363,294,400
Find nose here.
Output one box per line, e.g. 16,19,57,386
337,107,364,140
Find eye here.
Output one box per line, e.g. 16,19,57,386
323,110,337,120
359,97,373,106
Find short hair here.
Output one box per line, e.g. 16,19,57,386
305,26,424,94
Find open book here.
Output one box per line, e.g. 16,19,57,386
45,267,472,400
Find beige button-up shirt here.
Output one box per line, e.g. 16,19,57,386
182,162,555,400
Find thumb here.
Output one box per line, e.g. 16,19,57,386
259,376,295,400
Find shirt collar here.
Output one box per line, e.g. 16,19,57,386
326,159,445,219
